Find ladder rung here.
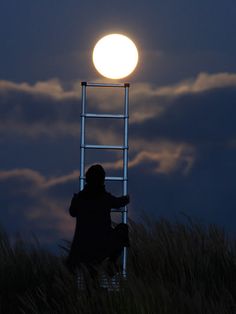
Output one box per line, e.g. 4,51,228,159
80,176,127,181
111,208,128,212
83,144,128,150
82,113,127,119
82,82,129,88
106,176,127,181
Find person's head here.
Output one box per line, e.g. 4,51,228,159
85,164,105,186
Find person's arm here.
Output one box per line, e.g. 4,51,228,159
108,194,130,209
69,193,79,217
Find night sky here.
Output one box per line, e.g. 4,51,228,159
1,0,236,251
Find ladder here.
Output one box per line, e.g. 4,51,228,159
79,81,130,277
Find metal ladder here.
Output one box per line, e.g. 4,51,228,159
79,81,130,277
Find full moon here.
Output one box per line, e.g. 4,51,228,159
92,34,139,79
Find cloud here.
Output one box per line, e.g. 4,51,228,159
0,168,45,185
0,168,80,190
1,71,236,178
103,140,195,175
1,72,236,137
153,72,236,96
0,79,76,100
132,86,236,148
1,72,235,180
1,73,236,245
0,140,194,247
0,139,195,228
0,168,75,248
0,142,194,198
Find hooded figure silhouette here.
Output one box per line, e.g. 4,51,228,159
67,164,129,275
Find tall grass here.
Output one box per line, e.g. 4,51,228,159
0,218,236,314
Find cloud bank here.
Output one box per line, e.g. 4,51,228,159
1,72,236,248
1,72,236,136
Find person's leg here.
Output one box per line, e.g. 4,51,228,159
115,223,130,247
106,223,130,276
110,223,129,258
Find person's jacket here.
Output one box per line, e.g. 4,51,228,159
68,184,129,263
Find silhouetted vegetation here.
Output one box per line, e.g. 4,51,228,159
0,218,236,313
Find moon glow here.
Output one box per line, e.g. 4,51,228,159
92,34,139,79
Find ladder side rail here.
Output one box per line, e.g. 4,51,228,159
79,84,86,191
122,84,129,277
123,84,129,217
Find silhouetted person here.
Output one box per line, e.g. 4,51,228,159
67,164,130,277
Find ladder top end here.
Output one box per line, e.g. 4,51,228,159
124,83,130,88
81,81,87,86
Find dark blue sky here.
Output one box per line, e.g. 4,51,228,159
0,0,236,251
